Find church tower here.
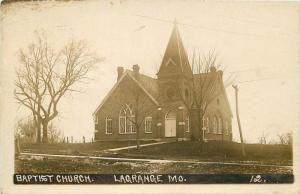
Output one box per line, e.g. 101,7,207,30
157,22,193,106
157,21,193,139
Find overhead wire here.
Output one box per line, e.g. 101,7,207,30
135,14,287,39
135,14,297,85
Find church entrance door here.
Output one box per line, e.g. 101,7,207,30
165,111,176,137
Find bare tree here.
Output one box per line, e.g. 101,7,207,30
277,131,293,145
15,117,36,144
47,122,64,144
15,35,99,143
117,70,158,149
131,86,154,150
259,131,269,144
177,49,226,150
277,133,285,144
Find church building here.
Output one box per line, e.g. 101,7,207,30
93,23,233,142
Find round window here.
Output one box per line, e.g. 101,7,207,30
166,88,175,100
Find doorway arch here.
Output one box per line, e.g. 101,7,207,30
165,110,176,137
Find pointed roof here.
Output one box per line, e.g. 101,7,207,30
93,70,159,115
157,21,193,77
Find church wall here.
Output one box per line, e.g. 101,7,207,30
94,76,160,141
93,23,234,142
203,91,232,142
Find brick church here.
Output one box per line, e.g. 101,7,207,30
93,23,233,142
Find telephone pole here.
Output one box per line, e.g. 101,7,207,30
232,85,246,157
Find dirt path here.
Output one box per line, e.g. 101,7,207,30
106,142,167,152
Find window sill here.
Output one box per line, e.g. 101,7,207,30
119,132,136,134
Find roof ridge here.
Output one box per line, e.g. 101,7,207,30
93,71,159,115
126,69,157,80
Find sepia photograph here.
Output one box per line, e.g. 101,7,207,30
0,0,299,192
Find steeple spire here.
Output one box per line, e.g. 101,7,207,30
174,18,178,26
157,20,192,78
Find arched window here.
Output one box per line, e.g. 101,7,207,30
166,88,175,100
145,117,152,133
106,116,113,134
213,116,217,134
165,110,176,119
119,108,126,134
119,104,135,134
218,117,222,134
206,117,210,133
225,120,229,135
186,116,190,132
202,116,207,132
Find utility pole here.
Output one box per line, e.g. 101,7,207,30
232,85,246,157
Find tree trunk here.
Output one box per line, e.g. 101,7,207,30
36,120,41,143
221,126,225,159
197,109,203,152
136,139,140,150
33,113,41,143
42,121,48,143
136,126,140,150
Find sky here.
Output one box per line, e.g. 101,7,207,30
1,0,299,143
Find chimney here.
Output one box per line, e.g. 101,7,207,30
117,66,124,81
132,64,140,79
217,70,223,77
210,66,217,73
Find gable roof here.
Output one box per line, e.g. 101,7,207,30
127,70,159,99
217,73,233,117
157,22,193,77
94,69,232,117
93,70,159,115
194,72,233,117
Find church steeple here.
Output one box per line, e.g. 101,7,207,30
157,21,193,78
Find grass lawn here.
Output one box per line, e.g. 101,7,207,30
15,157,292,174
19,141,292,166
21,140,154,156
16,141,292,174
116,141,292,166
